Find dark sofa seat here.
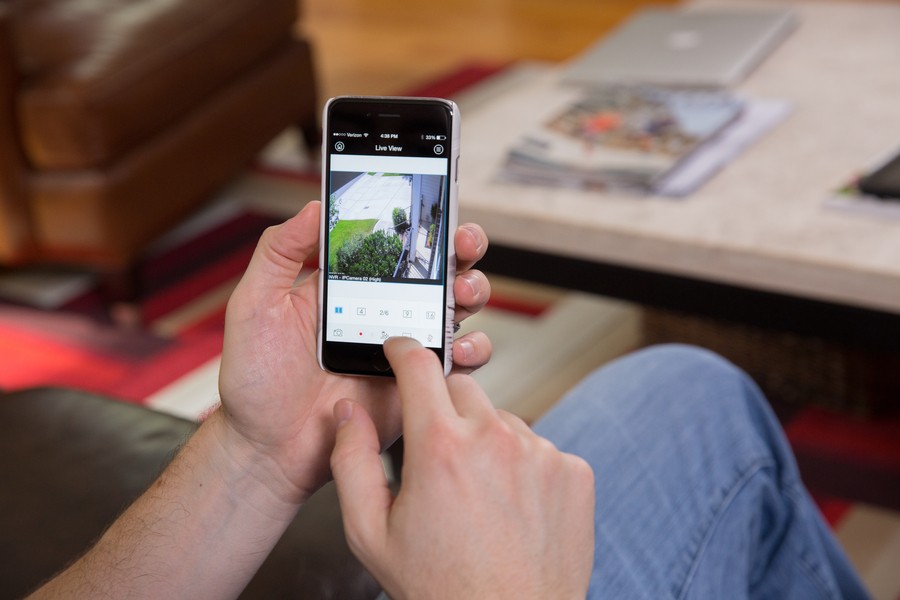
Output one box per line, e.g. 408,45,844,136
0,388,380,599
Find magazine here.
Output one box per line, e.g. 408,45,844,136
499,86,745,193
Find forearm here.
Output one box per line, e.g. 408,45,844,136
29,410,302,600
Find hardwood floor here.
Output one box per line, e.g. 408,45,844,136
300,0,677,100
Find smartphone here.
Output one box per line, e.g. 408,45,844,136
318,96,460,376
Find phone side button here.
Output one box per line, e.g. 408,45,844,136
455,156,460,182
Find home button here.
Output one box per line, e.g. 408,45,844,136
371,351,392,373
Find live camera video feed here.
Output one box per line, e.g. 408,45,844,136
328,171,448,284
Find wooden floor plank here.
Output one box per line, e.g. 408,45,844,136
301,0,678,99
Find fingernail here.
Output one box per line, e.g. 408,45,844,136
456,339,474,362
334,399,354,426
460,272,480,301
462,225,484,253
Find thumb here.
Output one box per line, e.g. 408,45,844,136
241,200,321,292
330,399,392,556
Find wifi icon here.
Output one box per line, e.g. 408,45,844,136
363,133,369,137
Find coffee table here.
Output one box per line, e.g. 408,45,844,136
457,1,900,352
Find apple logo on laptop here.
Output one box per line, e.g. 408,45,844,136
667,29,702,51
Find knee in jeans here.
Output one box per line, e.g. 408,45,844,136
605,343,744,380
539,344,778,468
582,343,761,418
628,344,741,377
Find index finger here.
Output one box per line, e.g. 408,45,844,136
383,337,456,439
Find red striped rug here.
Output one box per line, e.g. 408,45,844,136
0,210,283,402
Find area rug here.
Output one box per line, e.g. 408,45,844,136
0,206,289,402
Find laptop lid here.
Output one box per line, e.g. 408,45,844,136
563,7,798,88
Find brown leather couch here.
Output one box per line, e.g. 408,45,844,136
0,387,381,599
0,0,317,294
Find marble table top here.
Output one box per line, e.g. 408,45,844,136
457,1,900,314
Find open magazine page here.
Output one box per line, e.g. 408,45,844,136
500,86,744,192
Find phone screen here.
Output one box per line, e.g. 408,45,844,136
319,97,459,376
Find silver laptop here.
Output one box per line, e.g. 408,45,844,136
562,7,798,88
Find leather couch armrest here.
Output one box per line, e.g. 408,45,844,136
0,4,32,262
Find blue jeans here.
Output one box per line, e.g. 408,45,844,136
533,345,870,599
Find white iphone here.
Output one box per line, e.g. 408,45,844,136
318,96,460,376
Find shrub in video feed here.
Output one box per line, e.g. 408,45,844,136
392,207,409,235
335,229,403,278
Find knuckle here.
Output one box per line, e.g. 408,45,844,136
534,434,560,456
330,441,359,474
342,521,374,559
447,372,479,396
566,453,596,489
258,223,282,249
423,416,463,451
445,372,468,388
484,419,527,459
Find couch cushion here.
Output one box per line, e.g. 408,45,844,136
11,0,298,170
0,387,380,599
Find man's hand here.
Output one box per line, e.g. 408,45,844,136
28,206,494,600
331,337,595,600
217,201,493,507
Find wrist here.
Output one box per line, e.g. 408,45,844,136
204,409,308,519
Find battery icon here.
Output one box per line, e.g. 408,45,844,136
435,135,447,140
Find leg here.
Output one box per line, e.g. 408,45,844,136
533,345,869,600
